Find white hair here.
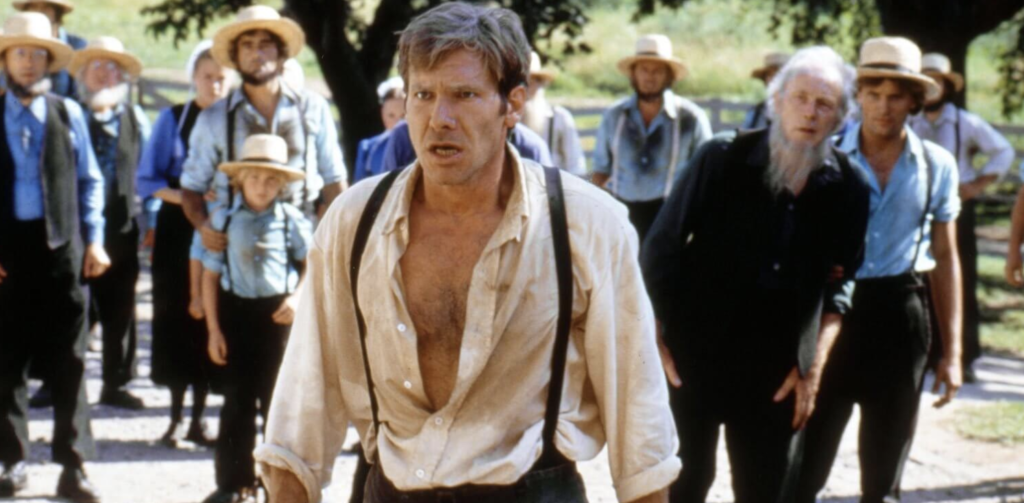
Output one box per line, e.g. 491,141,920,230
766,45,855,133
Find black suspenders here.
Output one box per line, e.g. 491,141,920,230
221,201,295,295
910,144,936,274
349,166,574,466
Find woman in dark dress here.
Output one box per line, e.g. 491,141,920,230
138,41,234,447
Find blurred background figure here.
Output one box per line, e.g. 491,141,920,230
523,50,586,176
742,51,789,130
11,0,84,99
352,75,404,183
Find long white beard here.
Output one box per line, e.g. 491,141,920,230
523,93,550,135
85,83,130,113
765,120,830,197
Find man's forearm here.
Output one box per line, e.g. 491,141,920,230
629,487,669,503
930,255,963,359
1008,186,1024,253
592,172,610,188
320,181,344,211
181,189,209,230
810,312,843,378
265,466,308,503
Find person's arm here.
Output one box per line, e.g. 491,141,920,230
559,108,587,177
179,106,227,252
773,313,842,430
312,95,347,208
202,268,227,366
968,115,1014,191
272,211,312,325
137,108,178,233
189,258,205,320
929,220,963,408
590,109,616,189
1004,184,1024,286
66,99,111,278
630,488,669,503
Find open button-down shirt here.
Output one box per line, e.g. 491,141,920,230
909,102,1014,184
839,122,960,279
180,83,346,214
592,90,712,202
254,147,680,503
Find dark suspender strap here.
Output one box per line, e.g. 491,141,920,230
954,108,961,168
350,167,407,439
226,105,238,208
221,212,234,292
284,203,293,295
910,143,935,272
547,114,556,152
538,165,573,467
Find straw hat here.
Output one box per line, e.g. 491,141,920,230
857,36,940,101
211,5,305,70
529,51,556,82
751,52,790,80
218,134,304,182
921,52,964,92
376,75,403,102
0,12,71,72
617,34,687,82
12,0,74,15
68,36,142,79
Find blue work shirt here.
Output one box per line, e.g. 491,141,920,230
4,91,105,245
88,104,151,197
380,121,553,173
353,127,394,183
838,122,960,279
180,83,347,214
202,198,312,299
592,90,713,202
137,106,188,230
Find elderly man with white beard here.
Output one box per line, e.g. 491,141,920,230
641,46,871,503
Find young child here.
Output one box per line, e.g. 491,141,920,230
199,134,312,503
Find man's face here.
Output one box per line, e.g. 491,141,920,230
22,3,58,24
381,95,405,131
5,45,49,88
235,30,281,84
857,79,917,140
631,61,672,99
526,75,549,101
406,48,523,187
775,71,842,147
923,71,947,106
82,57,124,94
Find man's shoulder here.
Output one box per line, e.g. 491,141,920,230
601,97,634,119
668,94,709,120
318,169,404,249
523,160,632,240
920,137,958,174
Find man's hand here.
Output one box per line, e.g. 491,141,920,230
201,224,228,253
628,487,669,503
142,229,156,249
189,295,205,320
264,466,308,503
932,356,962,408
656,321,682,388
959,181,986,202
272,294,298,325
0,262,7,285
83,244,112,278
1006,249,1024,287
773,366,819,430
208,330,228,366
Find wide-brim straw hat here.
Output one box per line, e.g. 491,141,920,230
751,52,790,80
68,36,142,79
617,34,688,82
218,134,304,182
921,52,964,92
211,5,305,70
529,51,556,82
857,36,940,101
0,12,71,72
12,0,74,14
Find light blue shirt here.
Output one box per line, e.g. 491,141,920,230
838,122,960,279
592,90,712,202
202,198,312,299
180,84,346,215
4,92,105,245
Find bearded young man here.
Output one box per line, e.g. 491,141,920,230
0,12,109,503
255,3,680,503
591,34,712,243
641,46,871,503
180,5,346,256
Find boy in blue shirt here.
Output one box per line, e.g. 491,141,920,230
199,134,312,503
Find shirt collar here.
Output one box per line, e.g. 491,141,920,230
5,91,47,123
227,80,301,112
935,102,958,124
626,89,679,121
382,143,532,246
229,193,282,218
58,27,68,43
841,120,924,162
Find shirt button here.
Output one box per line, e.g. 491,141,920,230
773,263,781,271
873,232,880,238
397,323,407,333
868,263,875,269
434,417,443,426
415,469,425,479
641,156,648,165
403,380,412,389
788,204,794,211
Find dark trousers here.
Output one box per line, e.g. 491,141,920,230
363,456,587,503
669,366,803,503
88,222,139,388
0,220,95,468
214,291,290,491
797,274,932,503
620,198,664,246
956,199,981,369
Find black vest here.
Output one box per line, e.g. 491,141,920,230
90,106,141,234
0,93,79,249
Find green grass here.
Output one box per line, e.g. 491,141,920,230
977,255,1024,358
954,401,1024,445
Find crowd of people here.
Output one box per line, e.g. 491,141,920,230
0,1,1021,503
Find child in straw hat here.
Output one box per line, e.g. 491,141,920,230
198,133,312,503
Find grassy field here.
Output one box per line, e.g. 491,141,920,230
977,254,1024,358
954,401,1024,445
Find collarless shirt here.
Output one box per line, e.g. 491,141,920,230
87,104,152,195
254,146,680,503
839,122,960,279
909,102,1014,184
4,91,105,244
202,198,312,299
180,83,346,213
592,90,713,202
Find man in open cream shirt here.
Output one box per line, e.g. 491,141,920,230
254,3,679,503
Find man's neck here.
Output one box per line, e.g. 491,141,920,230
637,95,663,127
860,125,907,157
924,102,949,123
418,149,514,218
243,77,282,123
